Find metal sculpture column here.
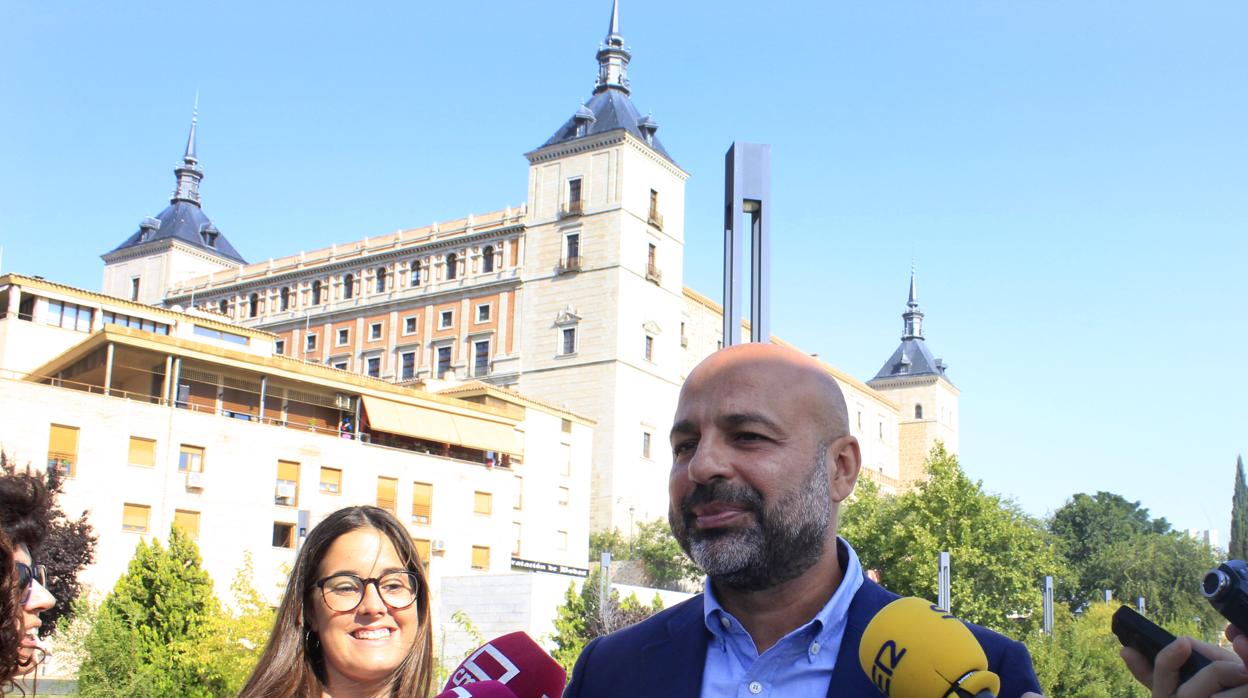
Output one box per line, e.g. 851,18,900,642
722,142,771,346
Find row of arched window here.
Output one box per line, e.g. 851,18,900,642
211,245,502,319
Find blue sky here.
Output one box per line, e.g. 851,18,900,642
2,1,1244,545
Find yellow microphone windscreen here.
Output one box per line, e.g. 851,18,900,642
858,597,1002,698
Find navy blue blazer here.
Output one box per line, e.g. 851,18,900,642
564,578,1042,697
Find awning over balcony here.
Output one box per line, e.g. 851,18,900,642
360,395,518,455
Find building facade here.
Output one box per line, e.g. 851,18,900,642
100,2,958,536
0,274,593,612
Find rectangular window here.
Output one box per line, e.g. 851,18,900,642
404,316,418,335
557,530,568,551
513,522,522,557
471,545,490,570
366,356,380,378
568,177,582,204
178,445,205,473
473,340,490,377
369,322,382,340
131,277,141,301
413,539,431,570
377,476,397,514
558,486,570,506
173,509,200,539
319,467,342,495
473,491,492,516
401,352,416,380
561,443,572,477
122,503,150,533
648,243,657,268
305,334,318,352
561,418,572,434
275,460,299,507
565,233,580,264
642,431,652,459
272,522,295,549
336,328,349,346
437,346,452,379
644,335,654,361
514,475,523,510
47,424,79,478
333,360,348,371
128,436,156,467
439,310,453,329
275,339,285,355
412,482,433,525
476,304,491,323
560,327,577,356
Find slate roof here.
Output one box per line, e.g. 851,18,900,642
870,338,948,382
107,201,246,264
541,88,675,164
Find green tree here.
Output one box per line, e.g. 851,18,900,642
1082,532,1219,636
633,519,701,589
78,528,229,697
588,521,700,590
1026,603,1147,698
1049,491,1171,609
207,553,275,694
841,443,1066,633
550,567,664,672
1231,455,1248,562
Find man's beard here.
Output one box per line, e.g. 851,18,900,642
669,447,831,592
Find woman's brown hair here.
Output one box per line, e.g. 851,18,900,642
0,530,27,693
238,506,433,697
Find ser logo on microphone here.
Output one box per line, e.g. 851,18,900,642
869,640,907,695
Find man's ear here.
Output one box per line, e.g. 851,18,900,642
829,436,861,503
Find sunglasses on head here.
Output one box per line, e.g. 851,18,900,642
16,562,47,603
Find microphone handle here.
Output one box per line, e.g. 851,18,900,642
951,690,997,698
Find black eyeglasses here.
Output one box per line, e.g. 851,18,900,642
16,562,47,604
314,572,420,613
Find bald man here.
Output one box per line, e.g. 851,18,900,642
564,344,1042,698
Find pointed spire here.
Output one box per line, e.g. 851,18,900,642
184,92,199,162
902,267,924,340
172,98,204,206
595,0,631,94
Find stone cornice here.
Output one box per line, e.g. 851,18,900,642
165,226,524,299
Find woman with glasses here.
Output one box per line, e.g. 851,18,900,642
239,506,433,697
0,473,57,677
0,531,28,689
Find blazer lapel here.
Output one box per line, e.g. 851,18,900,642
640,597,709,698
827,580,897,697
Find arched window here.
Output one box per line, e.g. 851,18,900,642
311,280,323,305
343,274,355,299
248,293,259,318
482,245,495,273
411,260,422,287
279,287,290,311
218,299,229,315
376,267,387,293
914,404,923,419
446,253,458,280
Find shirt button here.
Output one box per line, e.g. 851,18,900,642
810,642,821,655
720,616,731,629
748,681,763,694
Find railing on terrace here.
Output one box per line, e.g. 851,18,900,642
0,369,511,469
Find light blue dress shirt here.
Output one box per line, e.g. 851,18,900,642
699,538,865,698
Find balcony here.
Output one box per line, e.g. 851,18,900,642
647,209,664,230
559,200,585,219
557,255,583,274
645,263,662,285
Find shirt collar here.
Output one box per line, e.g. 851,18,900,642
702,536,865,644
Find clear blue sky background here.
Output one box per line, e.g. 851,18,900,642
2,2,1244,545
